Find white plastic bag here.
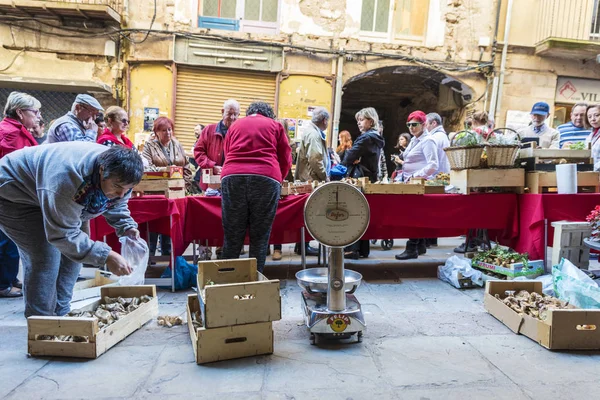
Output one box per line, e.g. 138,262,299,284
513,274,555,296
552,258,600,309
438,255,484,288
117,236,149,286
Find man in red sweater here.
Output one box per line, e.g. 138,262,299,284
220,101,292,273
193,99,240,191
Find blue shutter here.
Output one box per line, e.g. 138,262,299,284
198,16,240,31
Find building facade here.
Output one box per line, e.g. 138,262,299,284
2,0,600,158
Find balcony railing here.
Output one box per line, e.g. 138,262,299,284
535,0,600,44
0,0,123,24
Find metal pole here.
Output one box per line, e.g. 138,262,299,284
170,215,175,293
300,227,306,269
330,54,344,148
492,0,514,123
544,218,549,273
327,247,346,312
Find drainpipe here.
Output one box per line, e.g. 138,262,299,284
330,51,344,148
489,0,513,124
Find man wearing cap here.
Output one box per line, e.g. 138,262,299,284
46,94,104,143
517,102,560,149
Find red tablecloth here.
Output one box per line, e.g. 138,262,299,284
182,193,520,246
90,195,185,256
509,194,600,260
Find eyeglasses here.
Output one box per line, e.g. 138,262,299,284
80,104,99,115
22,109,41,116
120,118,129,125
406,122,421,128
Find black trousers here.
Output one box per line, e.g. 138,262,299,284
221,175,281,273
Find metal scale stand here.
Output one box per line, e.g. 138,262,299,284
295,182,370,345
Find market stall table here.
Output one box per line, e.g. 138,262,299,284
509,194,600,260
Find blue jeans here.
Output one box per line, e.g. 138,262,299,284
0,199,81,317
221,175,280,273
0,230,19,290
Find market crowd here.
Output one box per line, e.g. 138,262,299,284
2,89,600,318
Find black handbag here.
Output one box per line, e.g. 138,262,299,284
347,164,365,179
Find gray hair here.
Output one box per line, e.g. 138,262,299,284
311,107,330,124
355,107,379,131
572,102,589,112
426,112,443,126
3,91,41,119
223,99,240,111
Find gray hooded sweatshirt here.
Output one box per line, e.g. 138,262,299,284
0,142,137,266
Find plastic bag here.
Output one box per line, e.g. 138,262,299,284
160,256,198,290
437,255,484,288
117,236,149,286
513,274,555,296
552,258,600,309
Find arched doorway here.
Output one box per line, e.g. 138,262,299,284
340,65,476,174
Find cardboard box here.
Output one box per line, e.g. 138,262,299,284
484,281,600,350
474,259,544,279
28,286,158,358
196,258,281,328
187,294,273,364
71,270,118,303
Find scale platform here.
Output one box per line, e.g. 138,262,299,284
301,290,366,344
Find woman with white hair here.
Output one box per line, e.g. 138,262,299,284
0,91,42,297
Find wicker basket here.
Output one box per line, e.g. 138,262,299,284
444,145,484,170
485,144,519,168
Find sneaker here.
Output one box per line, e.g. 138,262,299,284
272,249,282,261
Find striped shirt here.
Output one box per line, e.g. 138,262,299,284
557,121,591,148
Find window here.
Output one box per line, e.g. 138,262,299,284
393,0,429,38
360,0,391,33
359,0,430,42
198,0,280,32
592,0,600,40
202,0,236,19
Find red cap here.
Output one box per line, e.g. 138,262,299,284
407,111,426,124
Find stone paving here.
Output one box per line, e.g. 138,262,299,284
1,239,599,400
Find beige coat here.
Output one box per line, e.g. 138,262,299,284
518,125,560,149
142,138,193,187
294,121,328,182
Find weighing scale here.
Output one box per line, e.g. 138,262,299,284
295,182,369,345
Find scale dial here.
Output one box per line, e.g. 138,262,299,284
304,182,370,248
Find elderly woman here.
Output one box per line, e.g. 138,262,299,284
395,110,439,261
342,107,384,259
221,101,292,273
0,144,142,316
97,106,134,148
142,116,192,256
0,91,42,297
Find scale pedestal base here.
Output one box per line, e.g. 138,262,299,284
300,290,366,344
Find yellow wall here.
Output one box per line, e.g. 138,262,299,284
128,64,173,136
278,75,333,140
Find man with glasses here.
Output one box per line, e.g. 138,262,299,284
47,94,104,143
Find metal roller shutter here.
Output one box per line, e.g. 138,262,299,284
174,66,277,150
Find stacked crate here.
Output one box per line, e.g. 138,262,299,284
187,258,281,364
551,221,593,270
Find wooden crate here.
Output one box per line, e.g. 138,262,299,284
359,178,424,194
551,221,593,270
142,166,184,179
133,178,185,198
196,258,281,328
281,181,313,196
450,168,525,195
526,171,600,194
424,185,446,194
28,286,158,359
71,270,118,303
187,294,273,365
518,147,593,171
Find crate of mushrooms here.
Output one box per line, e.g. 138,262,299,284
28,286,158,358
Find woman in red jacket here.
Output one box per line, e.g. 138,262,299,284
220,101,292,273
97,106,134,148
0,91,41,297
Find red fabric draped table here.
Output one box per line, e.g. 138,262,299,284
182,193,520,246
90,195,185,256
508,194,600,260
